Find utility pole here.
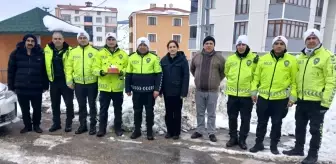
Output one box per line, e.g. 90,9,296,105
42,7,49,12
199,0,211,48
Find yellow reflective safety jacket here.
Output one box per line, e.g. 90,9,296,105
296,45,336,108
92,46,128,92
65,45,98,85
125,52,162,93
225,50,258,97
251,51,298,101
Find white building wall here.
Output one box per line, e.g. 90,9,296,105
323,0,336,53
209,0,235,51
247,0,269,52
319,0,329,42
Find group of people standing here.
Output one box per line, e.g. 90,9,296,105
7,27,335,164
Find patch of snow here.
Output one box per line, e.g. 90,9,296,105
79,7,111,12
117,24,129,54
33,135,72,150
42,15,86,34
137,10,189,16
117,139,142,144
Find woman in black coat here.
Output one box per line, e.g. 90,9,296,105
160,40,190,140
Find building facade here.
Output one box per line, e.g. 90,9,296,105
55,2,118,47
189,0,336,54
129,3,191,59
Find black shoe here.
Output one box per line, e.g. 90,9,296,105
49,124,61,132
75,126,88,134
209,134,217,142
270,145,280,155
115,129,123,136
249,143,264,153
301,153,318,164
147,134,155,140
33,126,43,133
20,126,32,134
173,135,180,140
238,139,247,150
89,126,97,135
283,147,305,156
97,130,106,137
64,124,72,132
130,131,141,139
191,132,202,139
165,133,172,139
226,138,238,147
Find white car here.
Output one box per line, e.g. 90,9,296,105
0,83,20,127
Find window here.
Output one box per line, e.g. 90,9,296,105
96,17,102,23
148,16,157,25
97,36,103,42
97,11,101,15
236,0,249,14
75,10,79,14
314,24,321,30
316,0,324,17
75,16,80,22
172,35,182,43
191,0,198,12
190,26,197,38
105,16,117,24
173,18,182,26
270,0,310,7
96,27,102,32
84,16,92,22
105,27,113,32
148,34,157,42
129,32,133,43
61,14,71,22
267,20,308,38
129,17,133,27
233,22,248,43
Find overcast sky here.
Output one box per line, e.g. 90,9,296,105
0,0,191,21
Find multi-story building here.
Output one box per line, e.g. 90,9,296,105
55,1,118,47
129,3,190,58
189,0,336,54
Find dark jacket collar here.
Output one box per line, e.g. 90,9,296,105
48,42,70,51
271,49,287,60
235,46,250,58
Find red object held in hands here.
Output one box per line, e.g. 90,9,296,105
107,67,119,74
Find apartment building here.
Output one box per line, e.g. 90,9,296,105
129,3,190,58
55,1,118,47
189,0,336,54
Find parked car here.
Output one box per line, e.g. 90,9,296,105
0,83,19,127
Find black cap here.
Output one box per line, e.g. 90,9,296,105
203,36,215,45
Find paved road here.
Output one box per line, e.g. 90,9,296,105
0,113,300,164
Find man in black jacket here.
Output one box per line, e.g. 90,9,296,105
160,47,190,140
7,34,49,133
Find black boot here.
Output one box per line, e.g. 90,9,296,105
75,125,88,134
89,125,97,135
283,146,304,156
20,126,32,134
238,139,247,150
191,132,203,139
33,125,43,133
49,124,62,132
147,128,154,140
115,129,123,137
64,119,72,132
249,143,264,153
97,124,106,137
130,130,141,139
165,133,172,139
301,151,318,164
270,142,279,155
226,138,238,147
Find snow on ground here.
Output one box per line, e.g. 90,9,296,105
14,73,336,162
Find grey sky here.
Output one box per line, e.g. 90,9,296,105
0,0,190,21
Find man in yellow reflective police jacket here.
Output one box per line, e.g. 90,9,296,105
283,29,336,164
92,32,128,137
44,32,74,133
65,32,98,135
225,35,258,150
125,37,162,140
249,36,298,155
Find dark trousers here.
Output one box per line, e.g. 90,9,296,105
164,96,183,136
74,83,98,127
132,92,155,132
294,100,326,155
50,79,74,126
17,94,42,127
227,96,253,140
99,91,123,131
255,96,288,144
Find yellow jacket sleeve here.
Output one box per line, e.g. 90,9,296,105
321,55,336,108
224,57,230,78
251,60,262,96
154,56,162,73
65,50,74,85
92,51,103,76
121,52,129,76
289,59,298,102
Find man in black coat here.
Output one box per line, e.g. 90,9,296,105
160,46,190,140
7,34,49,133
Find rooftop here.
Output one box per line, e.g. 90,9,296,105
131,3,189,17
56,4,118,12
